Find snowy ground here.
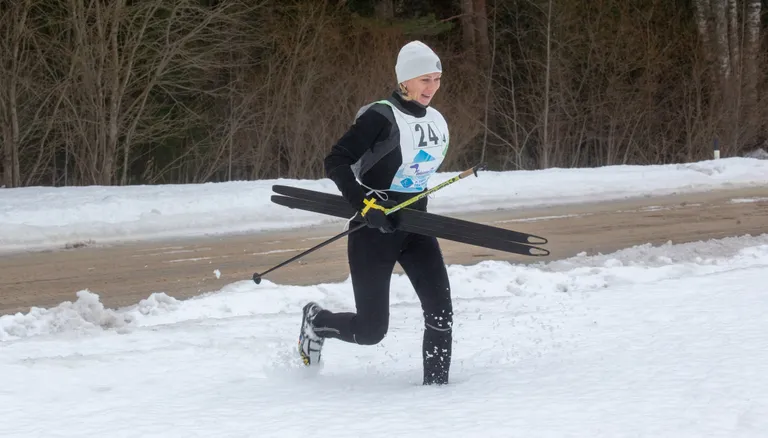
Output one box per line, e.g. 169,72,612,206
2,236,768,437
2,157,768,437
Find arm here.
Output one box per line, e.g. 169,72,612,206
324,107,391,208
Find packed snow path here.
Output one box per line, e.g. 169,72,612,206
1,186,767,314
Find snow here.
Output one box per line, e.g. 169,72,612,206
2,157,768,437
3,237,768,436
731,197,768,204
1,157,767,253
745,148,768,160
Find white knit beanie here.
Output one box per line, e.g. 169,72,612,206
395,41,442,84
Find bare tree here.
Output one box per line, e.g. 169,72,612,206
6,0,765,187
0,0,71,187
694,0,712,65
692,0,763,154
0,0,31,187
460,0,476,62
56,0,263,185
728,0,740,79
540,0,553,168
474,0,491,68
713,0,732,81
743,0,762,139
459,0,490,67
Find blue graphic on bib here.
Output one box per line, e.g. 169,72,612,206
390,151,440,192
413,150,435,163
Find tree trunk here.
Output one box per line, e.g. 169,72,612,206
460,0,476,62
541,0,553,169
8,75,21,188
4,0,30,188
473,0,490,68
727,0,739,80
374,0,394,19
693,0,715,85
105,0,125,186
744,0,761,141
1,114,12,188
713,0,731,82
693,0,712,52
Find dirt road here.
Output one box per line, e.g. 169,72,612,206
1,187,766,315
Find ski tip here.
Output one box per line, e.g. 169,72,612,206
271,184,295,195
528,236,548,245
271,195,296,207
529,247,550,256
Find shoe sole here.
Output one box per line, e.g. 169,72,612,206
299,303,323,366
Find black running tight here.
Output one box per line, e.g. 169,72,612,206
313,225,453,385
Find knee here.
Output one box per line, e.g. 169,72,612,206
354,317,388,345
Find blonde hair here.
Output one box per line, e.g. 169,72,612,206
398,83,415,101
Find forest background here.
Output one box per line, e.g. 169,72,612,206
0,0,765,187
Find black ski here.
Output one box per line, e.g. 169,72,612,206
272,184,548,245
270,194,549,257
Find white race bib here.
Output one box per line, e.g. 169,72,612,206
379,101,449,192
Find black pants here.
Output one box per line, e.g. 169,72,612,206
313,225,453,385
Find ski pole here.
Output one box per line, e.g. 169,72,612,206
252,222,365,284
252,163,486,285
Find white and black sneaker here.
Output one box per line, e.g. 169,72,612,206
298,302,325,366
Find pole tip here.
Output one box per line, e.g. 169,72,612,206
252,273,262,284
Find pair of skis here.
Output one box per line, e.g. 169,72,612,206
270,186,549,257
253,164,549,285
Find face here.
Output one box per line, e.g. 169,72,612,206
402,72,441,106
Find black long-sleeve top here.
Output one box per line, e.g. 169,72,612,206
324,91,430,211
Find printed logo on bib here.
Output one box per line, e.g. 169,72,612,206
391,150,442,192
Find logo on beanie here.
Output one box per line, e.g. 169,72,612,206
436,61,442,70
